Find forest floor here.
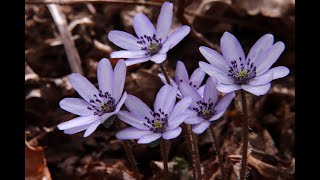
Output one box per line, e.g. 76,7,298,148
25,0,295,179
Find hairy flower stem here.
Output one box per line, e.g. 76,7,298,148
161,138,169,179
182,124,198,179
115,121,141,180
160,63,171,84
158,63,170,179
182,124,202,180
239,90,249,180
209,124,226,180
191,130,202,179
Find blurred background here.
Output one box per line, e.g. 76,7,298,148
25,0,295,179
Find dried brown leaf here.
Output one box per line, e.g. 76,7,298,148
25,143,52,180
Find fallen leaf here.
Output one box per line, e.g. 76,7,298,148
25,142,52,180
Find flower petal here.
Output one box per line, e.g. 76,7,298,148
84,120,101,137
133,13,155,38
255,41,285,74
216,84,241,93
197,85,205,98
125,95,153,119
214,92,235,113
192,121,210,134
185,109,198,116
150,53,167,64
199,61,233,84
220,32,245,65
155,2,173,42
116,127,153,140
162,127,182,140
113,60,126,102
168,114,189,130
247,34,274,63
241,83,271,96
169,97,192,120
137,133,162,144
190,68,206,88
248,70,273,86
203,77,219,105
179,82,202,108
125,57,150,66
158,45,170,54
184,117,204,124
68,73,100,104
162,26,190,51
117,110,149,130
57,115,100,130
110,50,147,59
63,124,89,135
154,85,177,114
97,58,113,97
108,30,142,50
209,111,225,121
175,61,189,83
270,66,290,80
158,73,176,86
199,46,229,72
115,92,127,113
158,74,182,99
59,98,93,116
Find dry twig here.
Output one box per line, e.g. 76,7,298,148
48,4,83,74
177,0,219,50
26,0,162,6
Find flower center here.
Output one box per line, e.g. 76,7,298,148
87,91,116,116
148,43,160,55
193,98,216,120
237,69,248,79
137,34,163,56
228,57,257,85
143,108,168,133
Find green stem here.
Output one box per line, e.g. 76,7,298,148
115,121,141,180
209,124,226,180
239,90,249,180
161,138,169,179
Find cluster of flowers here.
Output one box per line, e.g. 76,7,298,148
57,2,289,144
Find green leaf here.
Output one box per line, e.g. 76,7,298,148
102,115,116,128
147,138,161,148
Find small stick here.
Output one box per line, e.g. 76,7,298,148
47,4,83,74
27,0,162,6
176,0,219,50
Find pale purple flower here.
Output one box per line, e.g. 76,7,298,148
179,77,235,134
108,2,190,66
116,85,192,144
57,59,127,137
158,60,206,99
199,32,290,96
